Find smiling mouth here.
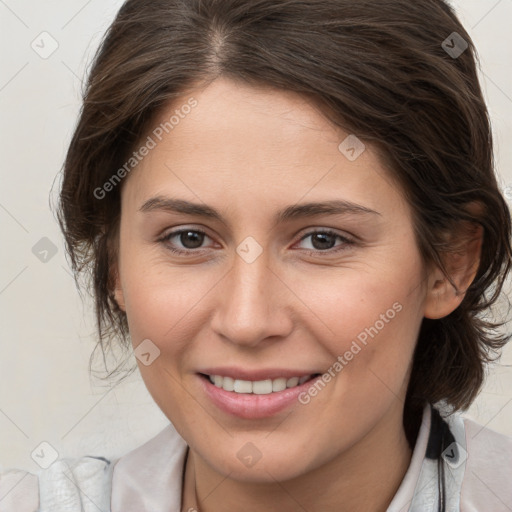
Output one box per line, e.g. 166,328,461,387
199,373,321,394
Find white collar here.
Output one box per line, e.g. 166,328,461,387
110,404,433,512
386,403,432,511
111,422,188,512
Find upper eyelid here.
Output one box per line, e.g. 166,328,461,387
161,226,215,242
298,228,353,241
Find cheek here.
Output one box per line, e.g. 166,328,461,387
293,249,425,395
119,261,206,414
294,268,423,448
297,258,423,348
120,249,214,343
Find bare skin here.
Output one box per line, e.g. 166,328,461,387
113,77,481,511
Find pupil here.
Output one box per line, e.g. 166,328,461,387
181,231,204,249
312,233,335,250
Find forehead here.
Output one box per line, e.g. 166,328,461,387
121,77,406,219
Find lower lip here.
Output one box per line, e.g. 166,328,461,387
198,374,321,419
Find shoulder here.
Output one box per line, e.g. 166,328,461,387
0,425,187,512
111,423,188,511
459,415,512,511
0,455,114,512
389,404,511,511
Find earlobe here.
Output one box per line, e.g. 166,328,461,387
424,223,483,320
113,268,126,312
114,286,126,312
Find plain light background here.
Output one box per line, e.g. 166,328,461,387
1,0,512,472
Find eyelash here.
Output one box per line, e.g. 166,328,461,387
158,227,355,257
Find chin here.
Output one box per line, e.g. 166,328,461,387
198,439,319,483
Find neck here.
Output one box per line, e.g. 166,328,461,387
182,402,415,512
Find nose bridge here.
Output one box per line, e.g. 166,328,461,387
211,244,291,346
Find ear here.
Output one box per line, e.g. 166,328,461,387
424,221,483,320
112,264,126,312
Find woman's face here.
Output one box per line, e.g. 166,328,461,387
114,77,431,481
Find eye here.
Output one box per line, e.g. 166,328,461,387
158,227,355,257
295,229,355,255
159,228,214,255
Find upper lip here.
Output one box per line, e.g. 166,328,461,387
198,367,321,381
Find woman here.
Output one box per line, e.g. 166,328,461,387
1,0,511,510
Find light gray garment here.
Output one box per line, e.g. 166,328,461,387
1,403,511,511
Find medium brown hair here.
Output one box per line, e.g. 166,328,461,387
57,0,512,443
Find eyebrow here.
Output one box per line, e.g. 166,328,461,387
139,196,381,226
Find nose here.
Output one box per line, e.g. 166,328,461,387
210,248,294,348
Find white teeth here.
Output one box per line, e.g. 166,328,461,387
223,376,235,391
234,379,253,393
272,377,287,392
252,379,273,394
286,377,299,388
207,374,313,394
